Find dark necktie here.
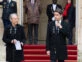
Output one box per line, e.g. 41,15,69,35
56,21,60,34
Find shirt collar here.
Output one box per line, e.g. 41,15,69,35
55,20,62,24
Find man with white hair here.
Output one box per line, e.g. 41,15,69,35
2,13,26,62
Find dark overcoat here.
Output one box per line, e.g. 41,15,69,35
2,24,26,62
0,0,17,20
46,21,69,60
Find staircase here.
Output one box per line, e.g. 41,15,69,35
23,45,77,62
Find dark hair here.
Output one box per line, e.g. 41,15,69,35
54,8,63,15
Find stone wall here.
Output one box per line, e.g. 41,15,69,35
0,3,6,61
77,0,82,61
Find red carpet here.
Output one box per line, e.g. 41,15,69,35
23,45,77,62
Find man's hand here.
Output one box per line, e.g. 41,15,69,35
56,22,62,29
47,50,50,55
21,42,24,46
11,40,14,44
13,39,17,44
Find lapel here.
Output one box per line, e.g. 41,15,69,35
9,1,12,6
51,4,54,14
61,20,64,26
9,1,14,7
56,4,58,9
52,21,55,26
51,4,58,14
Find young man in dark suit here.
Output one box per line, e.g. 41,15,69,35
0,0,17,29
46,8,69,62
46,0,62,23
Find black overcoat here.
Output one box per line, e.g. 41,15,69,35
46,21,69,60
2,24,26,62
0,0,17,20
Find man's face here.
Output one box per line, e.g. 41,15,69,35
11,15,18,25
54,12,62,21
52,0,57,4
67,0,71,4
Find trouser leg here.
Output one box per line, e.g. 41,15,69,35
68,25,73,44
50,48,56,62
58,60,64,62
34,24,38,44
28,24,33,44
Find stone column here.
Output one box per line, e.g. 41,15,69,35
78,0,82,62
0,7,6,61
14,0,23,25
0,0,6,61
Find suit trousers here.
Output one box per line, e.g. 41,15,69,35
50,48,64,62
68,24,73,44
28,24,38,44
50,48,56,62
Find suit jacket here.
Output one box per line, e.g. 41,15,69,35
46,21,69,60
25,0,41,24
0,1,17,20
46,4,62,23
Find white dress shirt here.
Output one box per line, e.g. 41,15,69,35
52,4,57,11
55,20,62,33
8,0,11,3
52,4,57,21
31,0,35,4
55,20,62,25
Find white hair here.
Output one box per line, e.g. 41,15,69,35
9,13,18,20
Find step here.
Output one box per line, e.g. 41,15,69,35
23,45,45,49
68,50,77,55
67,45,77,50
24,49,46,55
24,49,77,55
24,55,77,60
23,45,77,50
22,60,77,62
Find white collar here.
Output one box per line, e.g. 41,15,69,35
31,0,35,4
8,0,11,3
52,4,57,11
55,20,62,24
